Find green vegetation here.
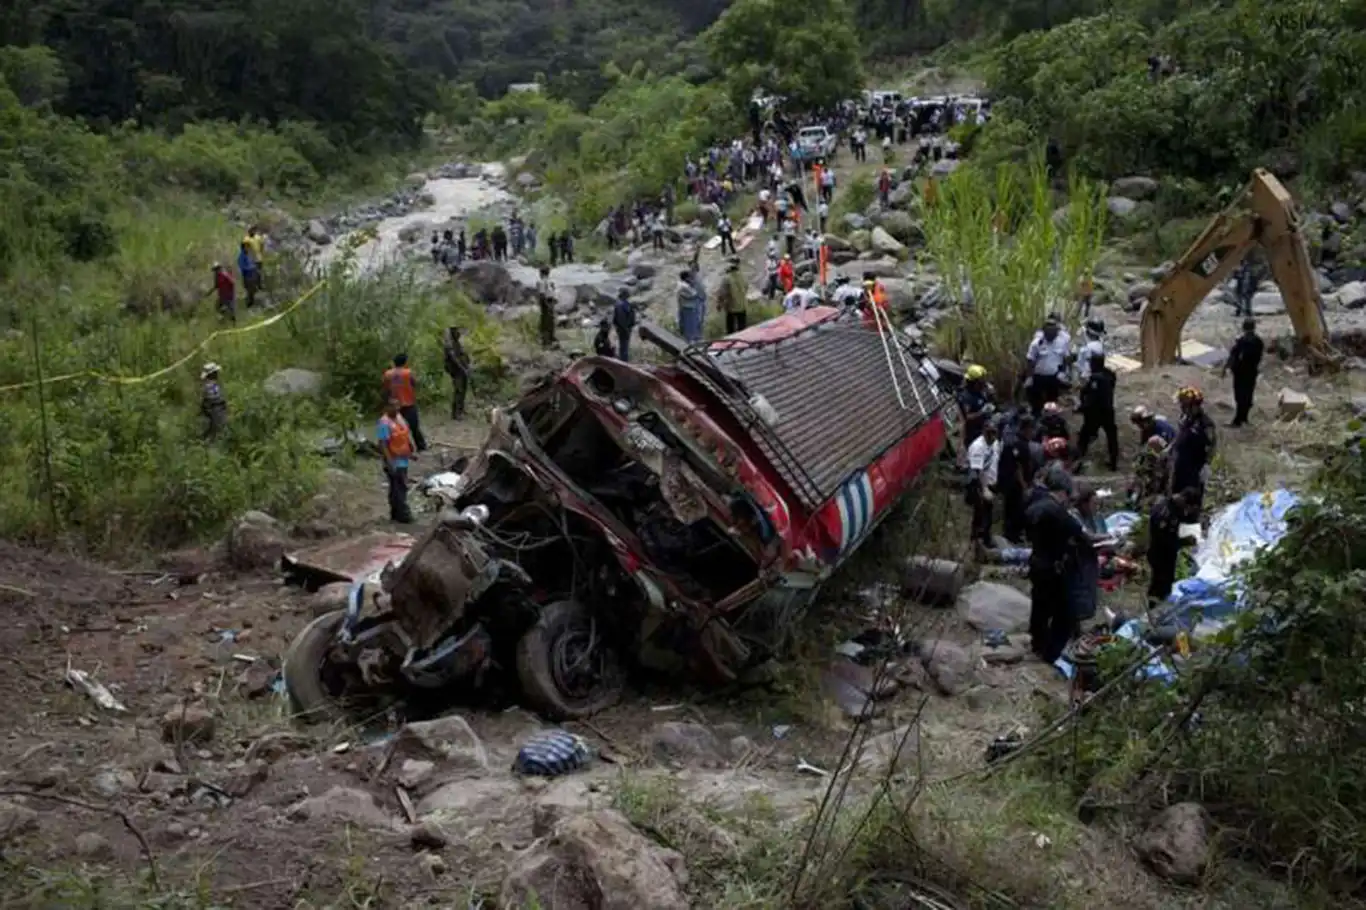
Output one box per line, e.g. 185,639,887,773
918,160,1107,394
966,0,1366,191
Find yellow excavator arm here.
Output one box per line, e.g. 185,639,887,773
1138,169,1333,367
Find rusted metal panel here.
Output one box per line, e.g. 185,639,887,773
281,532,416,586
705,314,948,510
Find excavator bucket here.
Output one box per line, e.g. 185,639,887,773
1139,169,1335,369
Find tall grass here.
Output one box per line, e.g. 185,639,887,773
918,159,1107,396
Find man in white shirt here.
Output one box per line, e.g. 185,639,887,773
1077,317,1106,382
1025,313,1071,416
966,419,1001,547
783,280,820,312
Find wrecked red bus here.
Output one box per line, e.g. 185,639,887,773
284,306,950,721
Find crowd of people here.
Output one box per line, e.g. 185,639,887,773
958,311,1266,666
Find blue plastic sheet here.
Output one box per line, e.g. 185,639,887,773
1158,490,1298,628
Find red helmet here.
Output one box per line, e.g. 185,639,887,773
1044,437,1069,459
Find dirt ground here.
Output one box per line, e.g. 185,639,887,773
1,138,1357,909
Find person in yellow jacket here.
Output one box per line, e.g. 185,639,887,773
241,225,266,304
377,398,415,523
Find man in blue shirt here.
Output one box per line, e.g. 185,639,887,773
376,399,415,523
1129,405,1176,448
237,242,260,309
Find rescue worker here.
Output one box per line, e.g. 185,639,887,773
377,398,415,524
1077,317,1105,383
1234,260,1257,318
718,257,749,333
718,214,736,256
1222,317,1264,427
210,263,236,322
966,418,1001,548
1075,351,1119,471
1025,314,1071,415
1039,401,1070,448
1127,435,1171,510
1041,435,1070,476
382,354,427,452
200,362,227,440
1025,465,1092,663
536,266,557,349
1172,386,1216,514
861,274,889,328
957,364,996,454
441,326,471,420
241,226,265,306
1147,488,1195,607
998,414,1037,543
1129,405,1177,447
613,289,636,361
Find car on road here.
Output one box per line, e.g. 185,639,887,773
793,126,839,164
284,308,950,723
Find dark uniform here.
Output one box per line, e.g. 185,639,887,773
1227,327,1264,427
1172,410,1216,513
956,381,994,450
1076,360,1119,470
1147,493,1184,605
1025,478,1092,663
997,421,1037,544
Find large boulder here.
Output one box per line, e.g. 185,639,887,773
823,234,854,253
647,722,725,768
456,261,530,307
305,219,332,246
1252,289,1286,315
500,810,689,910
849,229,872,252
957,582,1032,634
1135,803,1212,885
263,368,324,397
878,278,918,315
1110,176,1159,200
917,639,978,696
1107,197,1140,219
286,787,401,831
875,210,922,245
392,714,489,771
887,182,916,210
226,511,288,571
870,226,907,257
1338,280,1366,309
842,213,870,232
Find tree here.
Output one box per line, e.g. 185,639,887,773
704,0,863,111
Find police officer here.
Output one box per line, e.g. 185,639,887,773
1025,314,1071,416
382,354,427,451
1025,465,1092,663
1223,317,1264,428
1075,351,1119,471
1172,387,1216,514
998,414,1038,544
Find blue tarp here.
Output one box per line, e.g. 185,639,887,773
1157,490,1298,628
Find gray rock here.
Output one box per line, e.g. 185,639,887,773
161,703,216,745
1252,289,1285,315
902,556,969,605
823,234,853,253
918,639,977,695
409,819,450,849
1127,283,1156,305
930,158,959,177
226,511,287,571
1136,803,1211,885
878,278,918,315
647,722,724,768
397,759,436,790
887,182,916,209
91,768,138,799
286,786,400,831
0,799,39,844
305,219,332,246
627,252,657,279
1330,201,1353,224
1277,388,1310,420
1107,197,1140,218
957,581,1032,633
75,831,114,861
855,725,921,774
1110,176,1159,200
394,714,489,770
842,213,870,232
1338,280,1366,309
263,368,324,397
848,229,872,252
516,172,539,189
875,210,921,245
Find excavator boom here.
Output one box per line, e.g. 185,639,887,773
1139,169,1333,367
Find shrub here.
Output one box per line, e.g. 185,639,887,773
917,159,1107,396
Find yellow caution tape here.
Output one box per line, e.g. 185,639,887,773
0,279,327,393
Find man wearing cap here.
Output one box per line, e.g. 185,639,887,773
717,257,749,333
200,363,228,440
1025,314,1071,416
1025,464,1092,663
966,418,1001,548
1129,405,1176,447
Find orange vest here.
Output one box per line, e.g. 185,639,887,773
778,260,795,292
383,366,416,407
812,164,824,190
380,414,413,460
872,283,888,307
818,245,830,285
